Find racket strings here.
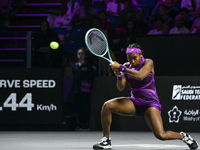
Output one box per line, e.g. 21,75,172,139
88,34,105,54
87,31,107,56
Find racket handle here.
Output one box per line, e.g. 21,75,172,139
110,60,114,64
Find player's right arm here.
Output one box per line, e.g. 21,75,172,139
115,62,129,91
116,73,126,91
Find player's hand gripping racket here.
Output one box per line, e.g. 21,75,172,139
85,28,113,64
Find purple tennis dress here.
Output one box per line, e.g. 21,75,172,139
126,57,162,114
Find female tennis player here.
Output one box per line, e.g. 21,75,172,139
93,43,199,150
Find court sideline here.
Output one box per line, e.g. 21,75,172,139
0,131,199,150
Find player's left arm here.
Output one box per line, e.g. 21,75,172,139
125,59,154,81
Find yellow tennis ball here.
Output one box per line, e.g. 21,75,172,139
50,41,59,49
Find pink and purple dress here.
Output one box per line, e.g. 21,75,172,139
126,57,162,114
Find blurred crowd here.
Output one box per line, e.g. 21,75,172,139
2,0,200,35
1,0,200,68
42,0,200,65
44,0,200,37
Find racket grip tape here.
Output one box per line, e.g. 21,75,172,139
118,64,127,73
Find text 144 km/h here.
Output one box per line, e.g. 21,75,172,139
0,93,57,112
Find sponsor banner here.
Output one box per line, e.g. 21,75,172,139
172,85,200,100
155,76,200,131
0,69,63,124
168,106,200,123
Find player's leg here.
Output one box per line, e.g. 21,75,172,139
144,107,182,140
93,97,136,149
101,97,136,136
144,107,199,149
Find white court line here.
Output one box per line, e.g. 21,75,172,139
114,144,186,148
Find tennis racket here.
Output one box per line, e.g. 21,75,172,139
85,28,113,64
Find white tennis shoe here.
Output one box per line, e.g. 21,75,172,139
93,136,112,149
180,131,199,149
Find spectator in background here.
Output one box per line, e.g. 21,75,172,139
191,6,200,33
191,12,200,33
179,7,194,30
118,0,136,28
53,5,72,30
158,4,174,32
33,21,61,68
135,9,150,37
169,14,190,34
124,19,137,47
47,14,58,28
150,0,178,21
73,0,96,27
106,0,124,16
49,0,78,30
110,27,126,63
53,5,72,44
98,10,113,40
91,0,107,12
121,19,137,62
65,0,80,17
124,20,138,48
148,17,168,34
193,5,200,19
165,0,178,20
72,47,95,131
181,0,199,12
91,16,107,37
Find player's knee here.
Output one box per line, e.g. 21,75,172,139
102,101,115,112
154,132,167,141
